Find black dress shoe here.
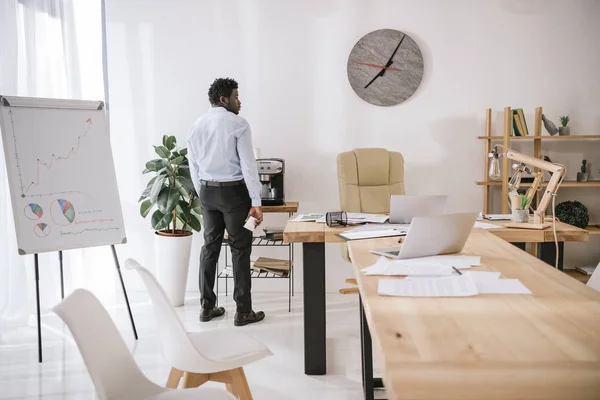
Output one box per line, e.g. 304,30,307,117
199,306,225,322
234,310,265,327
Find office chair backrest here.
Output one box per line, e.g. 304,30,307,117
53,289,157,400
125,259,206,372
337,148,405,214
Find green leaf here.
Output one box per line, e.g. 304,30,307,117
157,187,179,214
191,197,202,215
186,214,201,232
163,135,176,150
142,168,151,174
145,159,163,172
150,175,166,203
140,199,154,218
171,156,185,165
176,176,196,194
138,176,157,201
151,210,172,231
178,166,191,178
154,145,171,159
180,148,188,157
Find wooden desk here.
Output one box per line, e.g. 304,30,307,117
283,221,590,376
347,230,600,400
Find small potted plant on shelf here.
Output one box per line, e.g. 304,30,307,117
512,194,529,223
558,115,570,136
138,134,202,307
577,159,589,182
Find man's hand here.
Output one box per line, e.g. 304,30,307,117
247,206,263,226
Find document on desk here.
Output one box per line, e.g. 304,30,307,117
476,278,532,294
474,221,503,229
362,256,455,276
346,213,389,224
289,213,325,222
482,214,512,221
378,274,479,297
397,255,481,268
346,223,411,233
337,229,407,241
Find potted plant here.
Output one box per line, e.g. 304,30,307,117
138,134,202,306
558,115,570,136
577,159,588,182
555,200,589,229
512,194,529,223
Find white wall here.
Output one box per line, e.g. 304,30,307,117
104,0,600,294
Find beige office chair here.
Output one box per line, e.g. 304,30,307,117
336,148,405,294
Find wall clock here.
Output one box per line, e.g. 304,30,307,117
347,29,424,107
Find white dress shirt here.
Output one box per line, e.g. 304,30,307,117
187,107,262,207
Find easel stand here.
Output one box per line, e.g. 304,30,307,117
34,244,138,362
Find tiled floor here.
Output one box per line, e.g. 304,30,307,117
0,291,386,399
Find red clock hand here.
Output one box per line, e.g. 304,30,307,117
354,61,400,72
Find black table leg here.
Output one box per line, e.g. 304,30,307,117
303,242,326,375
360,296,374,400
511,242,526,251
538,242,564,270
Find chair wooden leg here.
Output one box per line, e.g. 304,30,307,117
181,371,209,388
166,367,184,388
230,367,252,400
339,287,359,294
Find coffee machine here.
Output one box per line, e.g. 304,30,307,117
257,158,285,206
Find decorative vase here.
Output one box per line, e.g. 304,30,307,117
558,126,570,136
542,114,558,136
512,209,529,223
577,172,589,182
154,230,193,307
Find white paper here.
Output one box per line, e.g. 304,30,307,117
474,221,502,229
338,229,406,241
397,255,481,268
378,274,479,297
362,256,454,276
346,223,411,233
482,214,512,221
346,213,389,224
476,279,532,294
289,213,325,222
464,271,502,282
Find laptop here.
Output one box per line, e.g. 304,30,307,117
389,195,448,224
370,212,478,260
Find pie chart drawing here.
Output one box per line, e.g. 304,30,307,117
34,223,51,238
51,199,76,226
24,203,44,220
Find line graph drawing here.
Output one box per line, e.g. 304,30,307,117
8,109,93,198
24,203,44,220
34,223,51,238
75,218,115,225
50,199,76,226
60,227,120,237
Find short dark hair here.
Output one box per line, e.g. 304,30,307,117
208,78,238,105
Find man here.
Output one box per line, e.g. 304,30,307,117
187,77,265,326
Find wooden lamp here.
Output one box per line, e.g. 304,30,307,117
488,145,566,229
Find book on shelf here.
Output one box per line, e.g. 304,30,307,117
263,227,284,240
253,257,291,277
575,265,596,276
512,108,529,136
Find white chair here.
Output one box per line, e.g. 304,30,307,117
125,258,272,400
52,288,236,400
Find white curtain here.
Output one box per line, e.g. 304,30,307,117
0,0,108,331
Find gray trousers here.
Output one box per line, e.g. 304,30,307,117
199,182,253,312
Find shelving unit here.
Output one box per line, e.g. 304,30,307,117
479,106,599,261
216,202,298,312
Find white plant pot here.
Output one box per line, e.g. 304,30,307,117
154,231,193,307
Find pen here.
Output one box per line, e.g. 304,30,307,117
452,266,462,275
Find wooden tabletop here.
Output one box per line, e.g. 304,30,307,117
347,230,600,400
283,220,589,244
262,201,299,213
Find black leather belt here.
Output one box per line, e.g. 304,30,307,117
201,179,245,187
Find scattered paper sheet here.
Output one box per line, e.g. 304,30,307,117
394,255,481,268
474,221,503,229
346,223,411,233
482,214,512,221
346,213,390,224
289,213,325,222
362,256,457,276
476,279,532,294
378,274,479,297
338,229,407,241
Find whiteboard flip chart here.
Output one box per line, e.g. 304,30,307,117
0,95,126,254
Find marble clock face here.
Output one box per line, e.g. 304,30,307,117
347,29,424,107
